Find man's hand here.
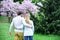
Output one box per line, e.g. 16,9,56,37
9,32,12,36
25,20,30,24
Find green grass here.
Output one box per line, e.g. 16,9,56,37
0,23,60,40
34,34,60,40
0,16,8,23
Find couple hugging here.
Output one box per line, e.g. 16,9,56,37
9,11,34,40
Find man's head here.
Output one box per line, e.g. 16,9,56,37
17,11,23,17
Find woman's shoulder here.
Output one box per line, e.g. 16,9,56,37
30,20,33,23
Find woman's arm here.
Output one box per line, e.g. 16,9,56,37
31,21,34,32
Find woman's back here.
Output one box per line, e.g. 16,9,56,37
24,20,34,36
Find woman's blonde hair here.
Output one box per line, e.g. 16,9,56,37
25,11,30,18
24,12,31,24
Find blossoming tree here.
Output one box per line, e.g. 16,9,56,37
0,0,41,22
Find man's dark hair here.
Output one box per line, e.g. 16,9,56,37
17,11,23,15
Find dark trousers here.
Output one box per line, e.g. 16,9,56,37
24,36,33,40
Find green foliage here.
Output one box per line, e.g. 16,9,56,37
14,0,23,3
0,0,2,1
32,0,40,3
31,0,60,35
43,0,60,35
14,0,40,3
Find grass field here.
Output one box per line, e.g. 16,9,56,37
0,23,60,40
0,16,8,23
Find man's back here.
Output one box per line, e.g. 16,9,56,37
13,16,23,29
9,16,24,32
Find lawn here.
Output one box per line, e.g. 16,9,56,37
0,16,8,23
0,23,60,40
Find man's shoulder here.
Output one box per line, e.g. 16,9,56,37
13,16,18,20
13,17,17,19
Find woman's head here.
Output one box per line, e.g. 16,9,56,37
25,12,30,20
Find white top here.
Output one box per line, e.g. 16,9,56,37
24,20,34,36
9,16,32,32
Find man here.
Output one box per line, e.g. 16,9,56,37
9,11,31,40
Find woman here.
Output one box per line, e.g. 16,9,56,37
24,13,34,40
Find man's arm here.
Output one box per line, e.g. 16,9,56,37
9,19,14,36
22,18,32,27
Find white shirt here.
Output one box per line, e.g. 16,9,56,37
24,20,34,36
9,16,31,32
